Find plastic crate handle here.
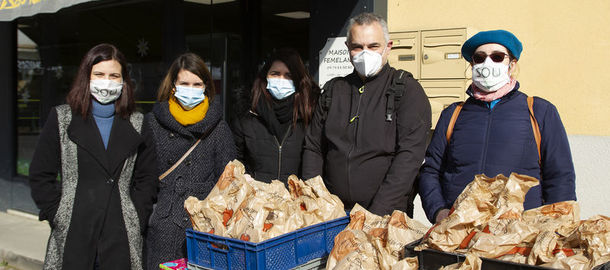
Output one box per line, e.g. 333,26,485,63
208,241,230,254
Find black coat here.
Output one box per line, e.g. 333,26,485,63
29,105,158,270
231,110,306,183
145,98,236,269
302,64,431,216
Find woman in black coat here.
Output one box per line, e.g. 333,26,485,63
145,53,236,269
29,44,158,270
231,48,320,183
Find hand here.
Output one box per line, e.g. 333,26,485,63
435,208,451,223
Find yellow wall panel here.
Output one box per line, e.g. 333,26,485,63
387,0,610,136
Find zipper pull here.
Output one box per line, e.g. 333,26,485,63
358,86,365,94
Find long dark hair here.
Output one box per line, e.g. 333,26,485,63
66,43,135,118
251,48,320,126
157,53,215,102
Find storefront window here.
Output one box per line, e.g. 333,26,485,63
14,0,311,177
183,0,242,118
16,0,166,176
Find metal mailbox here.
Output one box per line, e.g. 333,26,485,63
389,31,420,79
420,28,470,79
419,79,468,128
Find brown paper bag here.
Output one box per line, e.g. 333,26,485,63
427,174,539,253
349,204,390,234
203,160,254,235
288,176,324,226
331,250,380,270
439,253,481,270
386,211,429,260
467,219,538,258
373,233,393,270
426,175,503,251
263,186,304,239
540,250,590,270
496,252,528,264
453,174,507,212
326,229,379,270
578,215,610,268
492,173,539,220
462,174,539,258
527,230,558,265
184,196,214,233
225,191,267,242
328,204,429,270
305,176,346,221
390,257,418,270
522,201,580,237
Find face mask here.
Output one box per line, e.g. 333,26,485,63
351,47,386,77
90,79,123,104
266,78,295,100
472,58,511,92
174,85,206,110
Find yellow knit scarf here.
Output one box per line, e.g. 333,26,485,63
168,96,209,126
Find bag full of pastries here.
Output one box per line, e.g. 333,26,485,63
184,159,346,243
417,172,610,270
326,204,428,270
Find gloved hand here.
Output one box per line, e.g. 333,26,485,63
435,208,451,223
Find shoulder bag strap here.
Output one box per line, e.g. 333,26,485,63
446,102,464,143
527,96,542,165
158,123,217,181
158,137,202,181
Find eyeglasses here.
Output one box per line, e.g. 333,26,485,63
472,51,509,64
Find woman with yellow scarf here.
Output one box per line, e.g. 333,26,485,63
144,53,236,269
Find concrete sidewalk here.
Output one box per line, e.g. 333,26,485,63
0,210,48,270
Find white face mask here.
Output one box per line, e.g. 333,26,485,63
90,79,123,104
472,58,511,92
174,85,206,110
266,78,295,100
351,47,386,77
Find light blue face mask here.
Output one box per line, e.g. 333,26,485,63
266,78,295,100
174,85,206,110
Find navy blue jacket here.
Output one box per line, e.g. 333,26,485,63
419,84,576,223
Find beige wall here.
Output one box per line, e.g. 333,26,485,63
387,0,610,136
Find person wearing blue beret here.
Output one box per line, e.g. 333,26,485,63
418,29,577,223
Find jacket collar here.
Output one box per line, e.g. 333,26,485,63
153,97,223,139
67,113,143,176
105,116,143,174
248,108,304,121
349,63,391,84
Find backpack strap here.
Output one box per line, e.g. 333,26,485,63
446,102,464,143
527,96,542,165
320,78,338,116
444,98,542,165
385,70,411,122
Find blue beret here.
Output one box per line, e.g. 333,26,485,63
461,30,523,62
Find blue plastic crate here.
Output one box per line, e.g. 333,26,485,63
186,215,349,270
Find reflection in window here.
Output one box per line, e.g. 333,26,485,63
17,29,43,176
16,1,165,176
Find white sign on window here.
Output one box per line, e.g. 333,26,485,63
317,37,353,89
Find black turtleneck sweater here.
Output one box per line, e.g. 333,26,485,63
231,94,307,183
